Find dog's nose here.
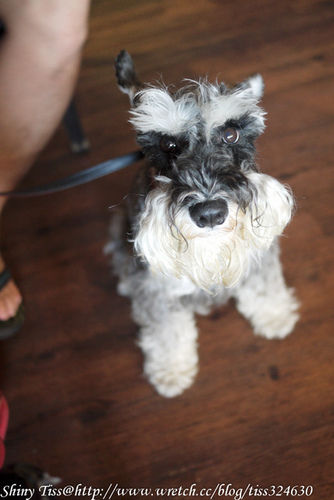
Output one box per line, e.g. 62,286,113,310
189,199,229,228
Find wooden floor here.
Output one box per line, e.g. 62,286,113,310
1,0,334,497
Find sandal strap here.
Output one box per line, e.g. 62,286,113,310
0,268,12,291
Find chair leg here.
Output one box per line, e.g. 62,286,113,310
63,98,90,154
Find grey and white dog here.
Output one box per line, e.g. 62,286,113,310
106,50,299,397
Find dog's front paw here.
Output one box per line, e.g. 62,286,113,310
144,360,198,398
137,314,199,397
253,289,300,339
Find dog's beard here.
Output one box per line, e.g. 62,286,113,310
134,172,294,291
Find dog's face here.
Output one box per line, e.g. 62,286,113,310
116,51,294,291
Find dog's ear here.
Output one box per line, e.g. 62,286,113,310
236,74,265,100
115,50,143,104
246,74,265,99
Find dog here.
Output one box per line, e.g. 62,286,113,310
106,50,299,398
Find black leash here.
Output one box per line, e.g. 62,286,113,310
0,150,143,197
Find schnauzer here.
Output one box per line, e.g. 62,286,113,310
106,50,299,398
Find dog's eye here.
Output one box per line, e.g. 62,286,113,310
222,127,240,144
160,136,178,154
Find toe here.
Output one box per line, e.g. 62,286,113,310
0,278,22,321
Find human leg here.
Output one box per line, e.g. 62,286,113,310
0,0,90,323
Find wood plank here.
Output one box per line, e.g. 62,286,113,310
1,0,333,498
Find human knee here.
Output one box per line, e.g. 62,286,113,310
47,20,89,65
35,8,89,64
1,2,89,64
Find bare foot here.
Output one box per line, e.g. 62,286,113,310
0,257,22,321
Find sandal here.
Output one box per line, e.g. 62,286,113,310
0,268,24,340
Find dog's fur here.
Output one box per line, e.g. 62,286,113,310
106,50,299,397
